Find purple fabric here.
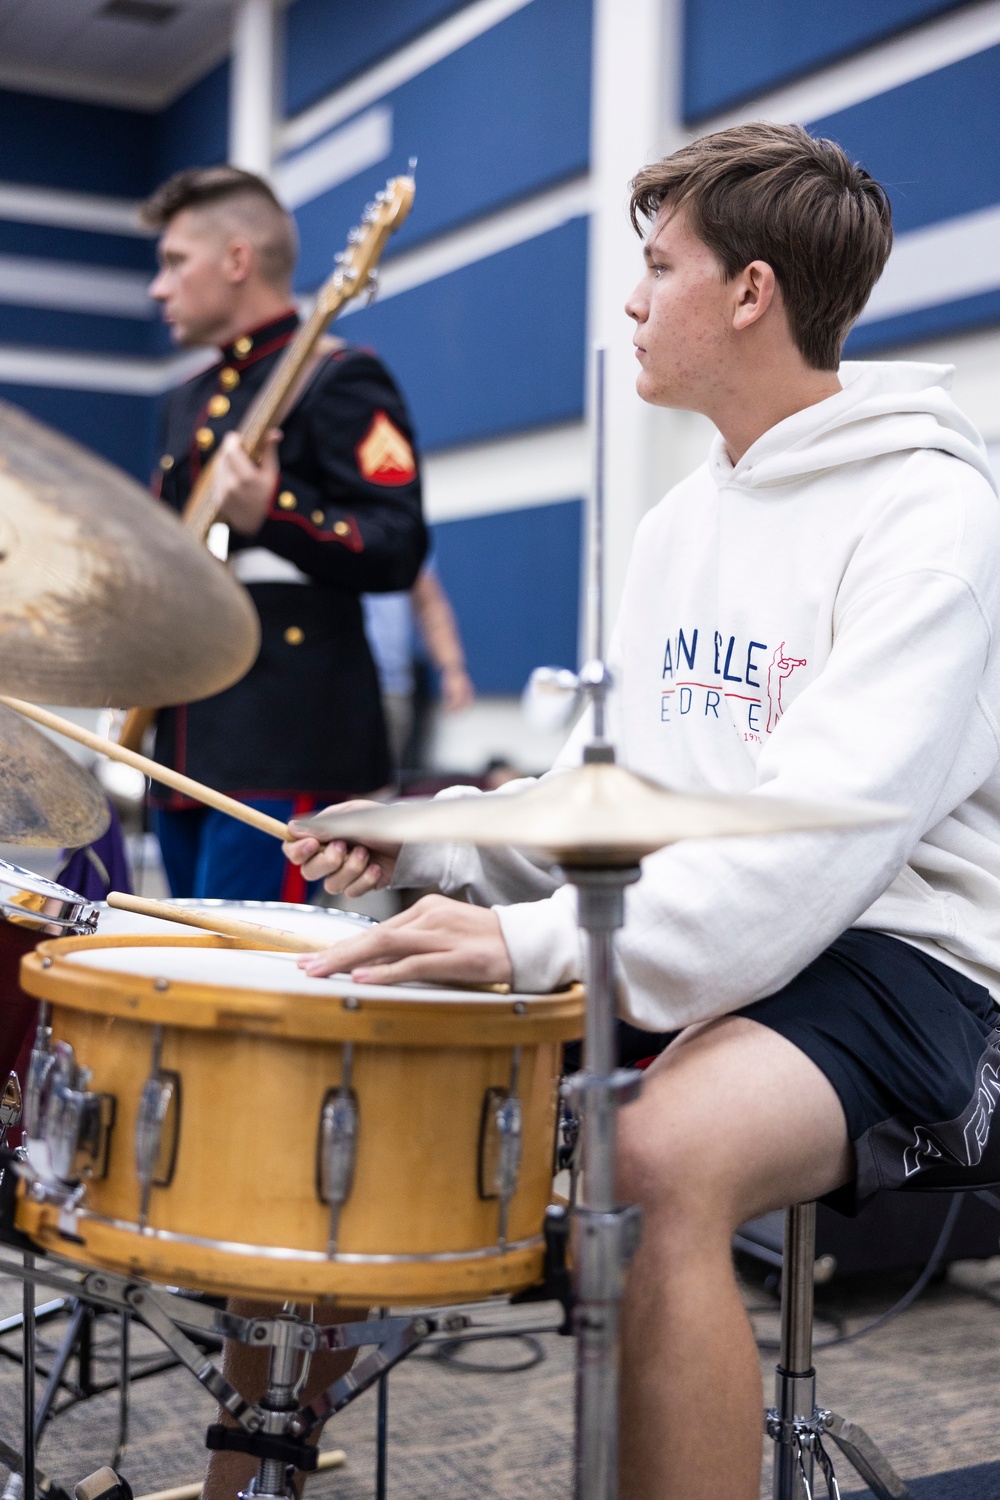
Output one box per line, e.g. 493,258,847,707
57,800,133,902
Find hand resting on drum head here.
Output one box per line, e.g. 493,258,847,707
283,804,513,987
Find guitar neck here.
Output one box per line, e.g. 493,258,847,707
180,170,414,545
241,297,331,459
182,295,336,541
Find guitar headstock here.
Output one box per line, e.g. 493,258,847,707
318,173,416,316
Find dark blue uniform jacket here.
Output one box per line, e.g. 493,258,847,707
151,310,427,800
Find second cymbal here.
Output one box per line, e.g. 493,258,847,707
298,761,904,866
0,400,260,707
0,703,110,847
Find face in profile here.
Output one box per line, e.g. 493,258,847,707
625,204,741,414
149,208,238,347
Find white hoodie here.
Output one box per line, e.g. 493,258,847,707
395,362,1000,1031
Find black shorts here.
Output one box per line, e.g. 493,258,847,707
739,930,1000,1212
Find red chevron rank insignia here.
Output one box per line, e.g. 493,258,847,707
356,410,417,486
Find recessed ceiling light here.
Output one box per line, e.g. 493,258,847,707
100,0,180,24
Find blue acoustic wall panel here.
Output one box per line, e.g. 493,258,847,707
811,46,1000,236
341,216,587,451
290,0,591,288
810,46,1000,350
0,221,155,270
433,499,582,694
0,307,159,357
684,0,966,121
156,62,230,181
285,0,467,116
0,385,160,484
0,88,156,195
847,289,1000,355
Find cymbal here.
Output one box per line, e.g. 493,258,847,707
0,400,260,707
0,703,109,846
298,761,904,867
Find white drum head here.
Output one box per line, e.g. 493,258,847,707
64,942,527,1005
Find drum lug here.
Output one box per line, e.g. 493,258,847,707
135,1049,181,1232
26,1040,115,1194
478,1046,524,1248
316,1043,359,1256
24,1022,53,1138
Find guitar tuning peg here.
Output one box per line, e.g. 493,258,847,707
347,227,362,243
333,251,346,265
365,269,380,307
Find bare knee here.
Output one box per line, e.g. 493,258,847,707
616,1095,745,1243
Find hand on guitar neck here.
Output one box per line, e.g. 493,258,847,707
213,428,282,535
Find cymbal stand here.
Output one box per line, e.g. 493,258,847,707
560,667,643,1500
553,347,644,1500
561,851,641,1500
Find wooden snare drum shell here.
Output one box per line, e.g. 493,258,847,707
18,935,583,1306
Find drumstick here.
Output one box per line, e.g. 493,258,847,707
106,891,328,951
105,891,513,994
0,696,290,841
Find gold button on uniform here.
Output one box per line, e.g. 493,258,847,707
333,520,350,537
284,626,304,646
311,509,325,525
195,427,215,450
219,367,239,391
208,394,230,417
278,491,297,510
159,454,174,471
234,336,253,357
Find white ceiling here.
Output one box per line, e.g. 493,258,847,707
0,0,238,110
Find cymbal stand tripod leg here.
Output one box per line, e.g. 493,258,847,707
562,865,643,1500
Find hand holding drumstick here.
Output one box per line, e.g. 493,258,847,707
283,806,513,987
0,698,513,992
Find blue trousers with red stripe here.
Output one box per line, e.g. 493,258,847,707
154,799,312,902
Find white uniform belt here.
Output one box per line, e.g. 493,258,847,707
230,548,310,585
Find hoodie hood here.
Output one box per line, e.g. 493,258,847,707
708,360,997,496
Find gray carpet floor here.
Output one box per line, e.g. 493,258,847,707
0,1255,1000,1499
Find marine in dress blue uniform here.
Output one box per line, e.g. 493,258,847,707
151,310,427,899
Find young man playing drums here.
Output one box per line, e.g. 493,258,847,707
284,123,1000,1498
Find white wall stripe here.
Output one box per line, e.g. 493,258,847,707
698,0,1000,133
0,177,590,367
423,421,587,523
0,345,210,396
860,202,1000,325
276,107,392,210
0,181,149,238
339,175,592,311
0,255,155,319
278,0,534,155
884,324,1000,442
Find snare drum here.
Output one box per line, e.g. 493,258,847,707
0,862,97,1109
17,935,583,1306
96,898,375,944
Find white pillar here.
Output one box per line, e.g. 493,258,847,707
229,0,276,176
586,0,712,642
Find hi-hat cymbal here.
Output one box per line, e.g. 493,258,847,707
0,703,109,847
0,400,260,707
298,761,904,867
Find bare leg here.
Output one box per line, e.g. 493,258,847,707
202,1300,364,1500
617,1017,853,1500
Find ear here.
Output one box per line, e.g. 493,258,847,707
731,260,777,333
221,237,254,287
